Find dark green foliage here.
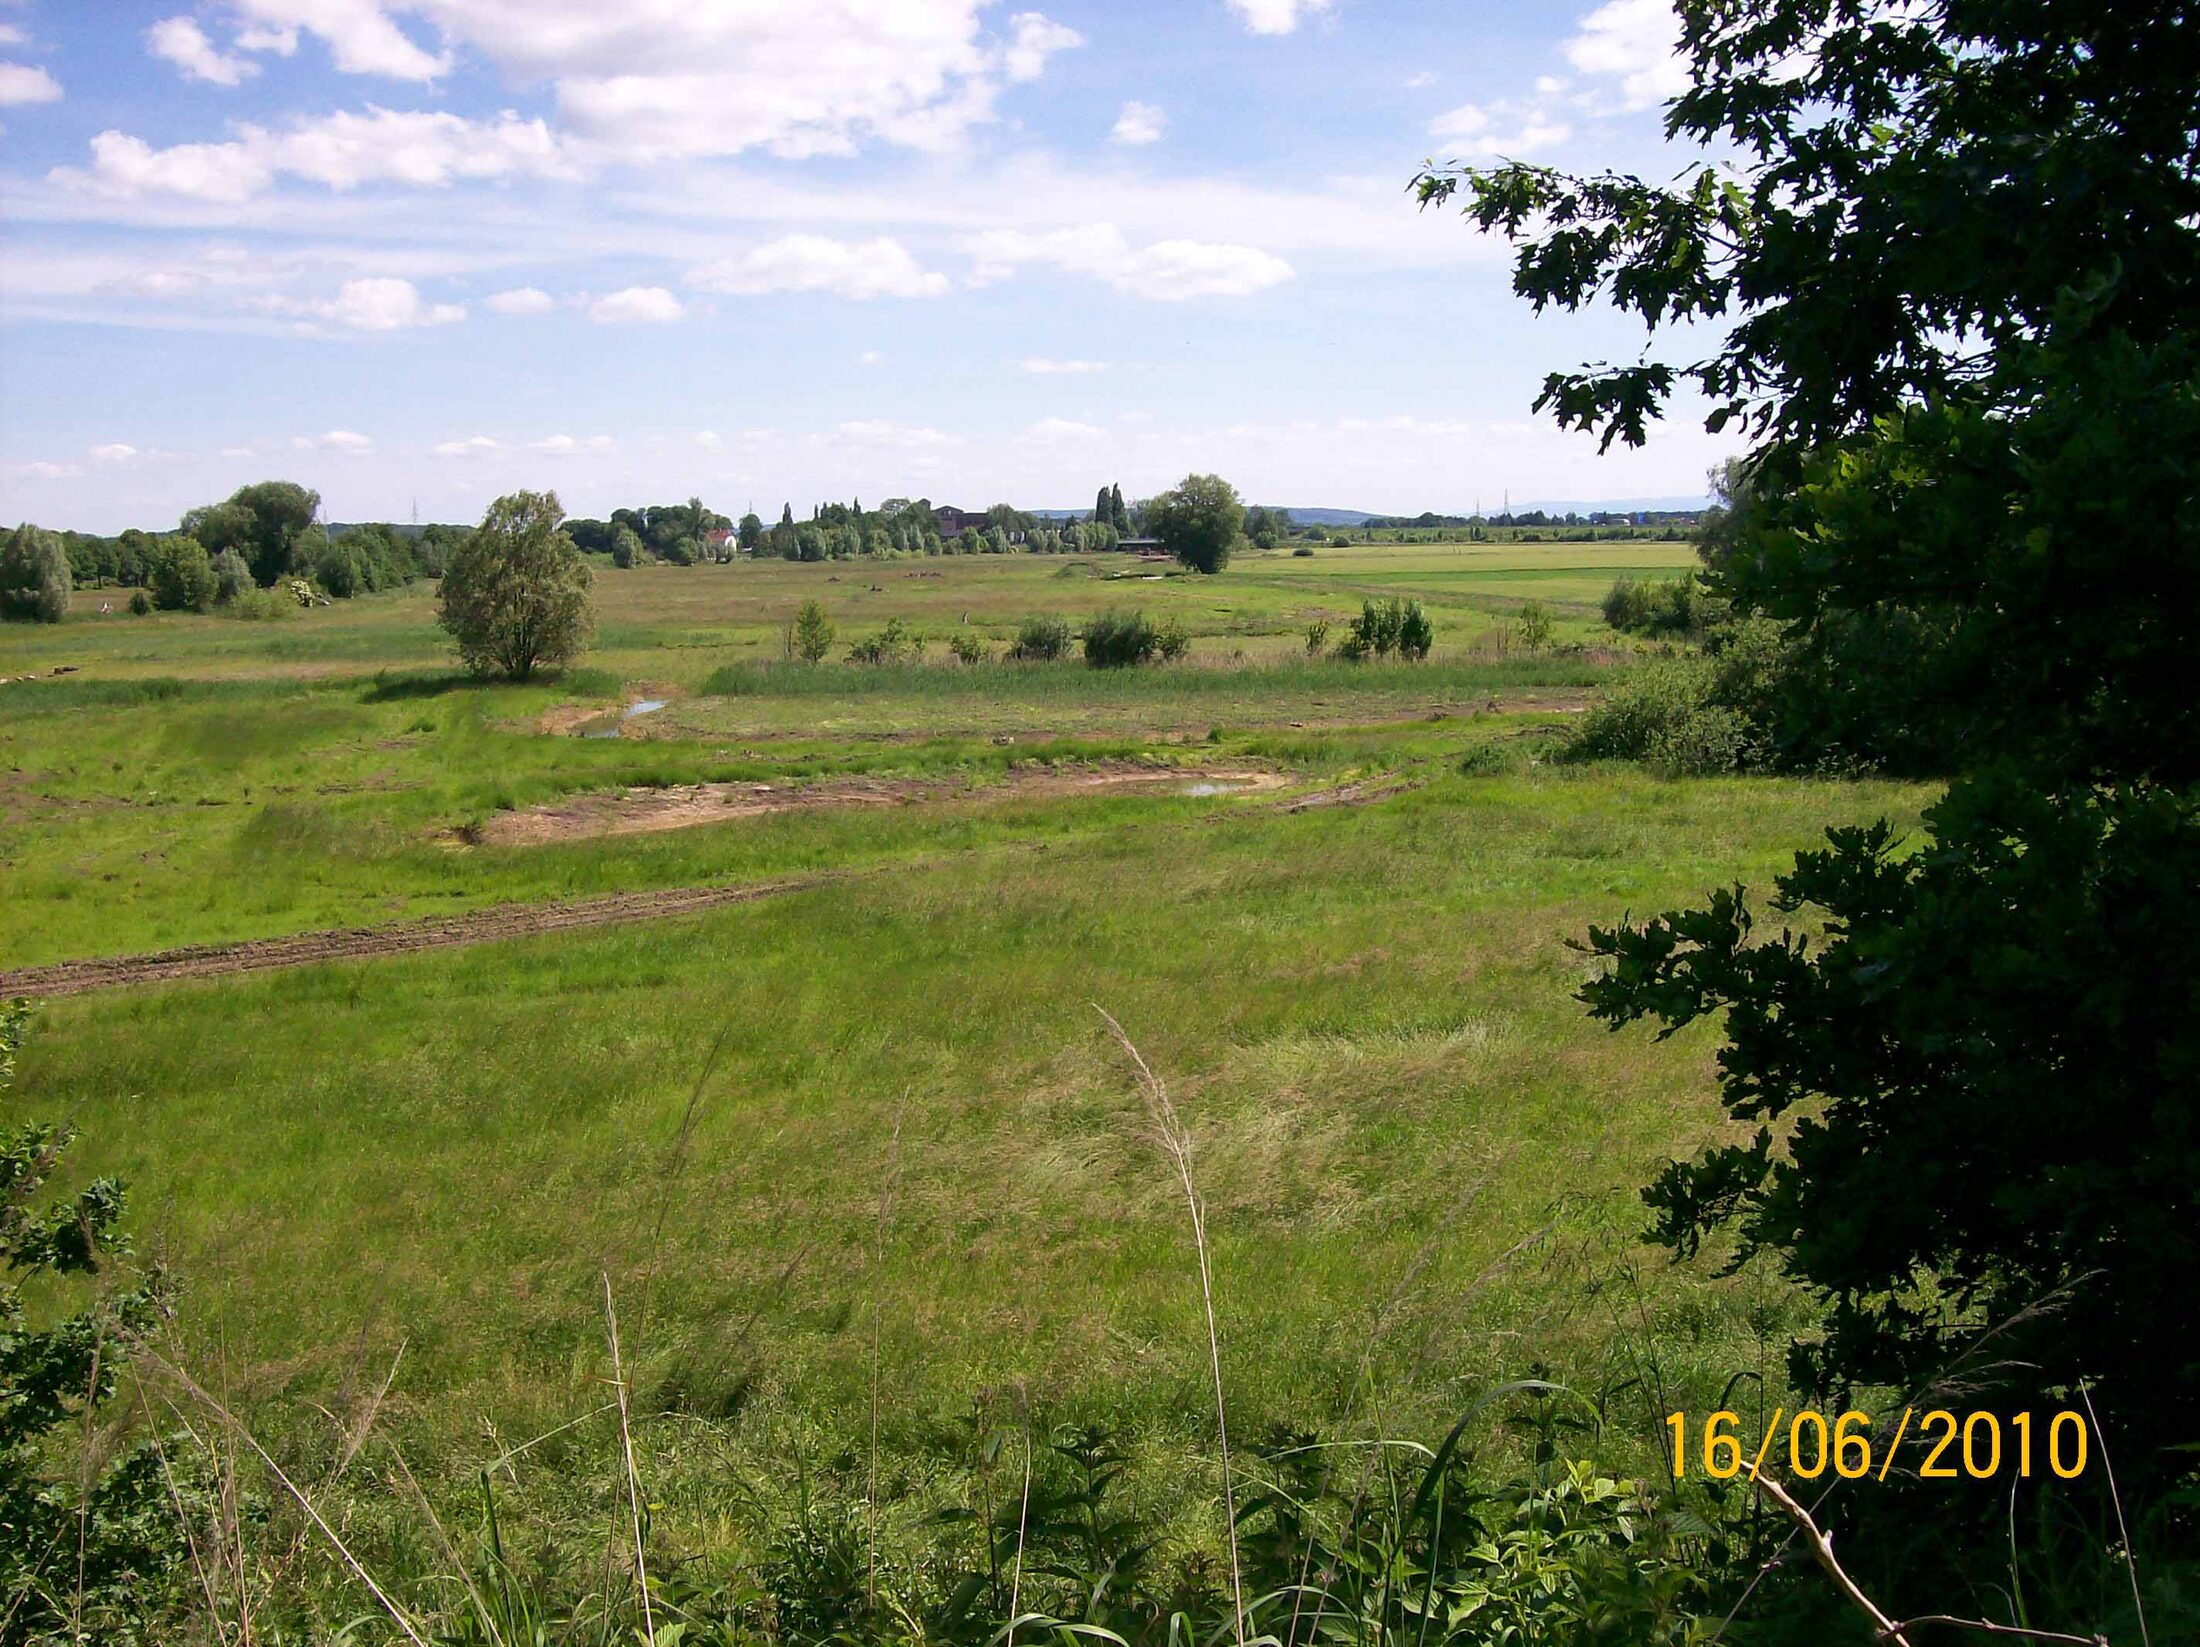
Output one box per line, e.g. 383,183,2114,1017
847,617,924,665
314,534,364,598
1600,578,1699,639
1586,772,2200,1482
126,588,152,616
1338,598,1433,661
0,525,68,623
184,481,319,587
609,524,645,568
1244,505,1288,550
1081,608,1161,667
143,535,217,612
1436,0,2200,1563
1150,473,1243,574
1514,600,1553,651
436,491,593,680
0,1002,187,1646
1008,614,1071,661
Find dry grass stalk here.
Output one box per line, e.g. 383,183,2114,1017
1094,1005,1245,1647
1748,1469,2105,1647
602,1272,657,1647
147,1350,428,1647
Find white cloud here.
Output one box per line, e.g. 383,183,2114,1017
1003,12,1082,81
687,235,949,301
226,0,448,79
235,24,299,55
1404,70,1435,88
433,434,503,458
295,428,374,451
269,276,466,330
147,17,258,86
1225,0,1330,36
220,445,258,458
965,224,1293,300
0,61,61,105
1563,0,1687,111
17,461,84,480
589,285,682,323
694,429,722,448
52,109,569,203
1019,357,1107,374
855,349,885,366
531,433,615,454
91,443,142,465
833,420,959,449
486,285,556,315
222,1,1078,161
1427,101,1570,157
1021,416,1102,442
1110,100,1165,145
0,27,26,50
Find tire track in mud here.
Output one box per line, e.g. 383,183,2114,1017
0,873,861,1000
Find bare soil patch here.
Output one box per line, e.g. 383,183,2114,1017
463,763,1289,848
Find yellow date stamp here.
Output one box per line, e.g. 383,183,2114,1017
1666,1408,2091,1483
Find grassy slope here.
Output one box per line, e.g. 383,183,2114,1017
1,540,1917,1558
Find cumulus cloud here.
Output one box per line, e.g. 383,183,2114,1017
856,349,886,366
687,235,949,301
217,1,1078,161
295,428,374,451
91,444,142,465
1110,100,1165,145
0,61,61,105
268,276,466,330
52,108,570,202
486,285,556,314
1225,0,1330,36
694,429,722,448
1427,100,1570,157
1563,0,1687,111
18,461,85,480
433,434,503,459
1018,357,1107,374
147,17,259,86
226,0,448,79
532,433,615,454
964,224,1293,300
589,286,682,323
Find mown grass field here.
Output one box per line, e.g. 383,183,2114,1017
0,541,1926,1582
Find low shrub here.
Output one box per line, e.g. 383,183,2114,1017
1008,614,1072,661
127,588,153,616
947,632,989,664
1565,655,1762,774
1155,616,1190,662
847,617,924,665
1602,576,1702,637
1304,618,1328,656
1515,600,1554,651
1339,597,1433,660
1082,608,1160,667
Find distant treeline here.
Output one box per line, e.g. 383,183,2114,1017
1361,508,1705,529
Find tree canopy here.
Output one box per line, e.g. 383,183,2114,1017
1150,473,1244,574
0,524,69,623
437,491,593,680
1428,0,2200,1532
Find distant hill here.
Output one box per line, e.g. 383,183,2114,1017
1029,500,1707,525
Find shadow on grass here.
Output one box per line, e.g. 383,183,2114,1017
360,665,623,702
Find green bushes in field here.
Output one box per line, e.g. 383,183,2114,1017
947,631,989,664
1515,600,1554,651
847,616,924,665
145,534,218,612
1601,576,1702,637
1337,597,1433,660
791,599,836,663
1082,608,1168,667
1008,613,1072,661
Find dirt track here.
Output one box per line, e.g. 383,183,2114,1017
0,874,852,1000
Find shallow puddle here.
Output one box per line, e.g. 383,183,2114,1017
580,699,670,739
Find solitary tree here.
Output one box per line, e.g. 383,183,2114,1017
145,535,217,611
0,524,69,622
792,599,835,662
437,490,593,679
1151,473,1245,574
737,512,764,552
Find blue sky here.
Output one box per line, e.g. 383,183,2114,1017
0,0,1734,531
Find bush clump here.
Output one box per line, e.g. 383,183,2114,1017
1008,614,1072,661
1336,597,1433,660
1602,576,1702,637
846,617,923,665
1083,608,1160,667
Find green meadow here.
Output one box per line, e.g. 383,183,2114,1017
1,541,1926,1596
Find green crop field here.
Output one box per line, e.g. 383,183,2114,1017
1,541,1928,1619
